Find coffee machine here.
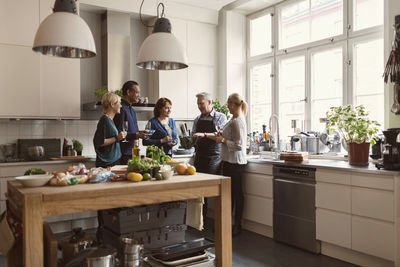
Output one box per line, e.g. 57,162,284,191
381,128,400,170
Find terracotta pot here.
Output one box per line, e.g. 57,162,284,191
347,142,370,165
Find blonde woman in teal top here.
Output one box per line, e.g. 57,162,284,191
93,93,127,167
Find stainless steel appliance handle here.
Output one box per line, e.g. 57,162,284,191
274,178,315,186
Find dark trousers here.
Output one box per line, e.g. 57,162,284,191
120,154,131,165
95,158,120,168
222,161,246,226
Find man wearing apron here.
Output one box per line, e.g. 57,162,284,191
192,92,227,220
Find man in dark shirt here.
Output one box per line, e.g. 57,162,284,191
114,81,148,164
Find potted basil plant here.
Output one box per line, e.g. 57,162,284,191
326,105,380,165
72,139,83,156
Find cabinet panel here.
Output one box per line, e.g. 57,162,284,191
316,170,350,185
316,183,351,213
40,56,80,118
351,187,394,222
243,194,272,226
246,163,273,175
169,18,187,57
0,44,41,118
0,177,14,200
316,208,351,248
159,69,188,119
352,216,395,261
243,173,273,198
187,21,217,65
351,174,394,191
0,0,39,46
187,65,215,119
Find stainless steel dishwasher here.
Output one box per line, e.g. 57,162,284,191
273,165,321,254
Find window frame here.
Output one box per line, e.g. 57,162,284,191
246,0,384,133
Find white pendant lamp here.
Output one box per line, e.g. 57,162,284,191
32,0,96,58
136,2,188,70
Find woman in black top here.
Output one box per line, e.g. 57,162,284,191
93,93,127,167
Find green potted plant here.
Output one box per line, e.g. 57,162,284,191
326,105,380,165
72,139,83,156
213,99,231,120
94,85,123,102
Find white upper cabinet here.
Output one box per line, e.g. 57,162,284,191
0,0,39,46
40,56,80,118
187,65,215,119
187,21,217,65
0,44,41,118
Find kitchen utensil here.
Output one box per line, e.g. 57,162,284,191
391,84,400,113
120,237,144,267
86,248,117,267
15,174,53,187
27,146,45,160
60,227,96,263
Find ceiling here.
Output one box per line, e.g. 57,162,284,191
168,0,282,14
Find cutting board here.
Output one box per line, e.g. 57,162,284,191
50,156,90,160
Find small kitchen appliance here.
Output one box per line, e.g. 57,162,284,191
381,128,400,170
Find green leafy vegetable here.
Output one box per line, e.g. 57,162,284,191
24,168,46,175
127,157,151,172
146,145,169,165
179,136,197,149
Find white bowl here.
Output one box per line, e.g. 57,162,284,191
15,174,53,187
161,170,174,180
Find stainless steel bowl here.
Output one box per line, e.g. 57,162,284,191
27,146,45,161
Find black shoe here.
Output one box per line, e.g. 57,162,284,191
232,225,242,236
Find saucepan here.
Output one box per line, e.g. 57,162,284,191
27,146,45,161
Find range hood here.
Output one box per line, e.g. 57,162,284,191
82,101,154,120
81,11,153,121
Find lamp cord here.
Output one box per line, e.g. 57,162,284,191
139,0,165,28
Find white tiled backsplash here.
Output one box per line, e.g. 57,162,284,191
0,120,192,157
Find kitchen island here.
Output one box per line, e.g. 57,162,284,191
7,173,232,267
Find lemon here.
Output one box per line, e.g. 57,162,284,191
187,166,196,175
142,172,151,181
127,172,143,182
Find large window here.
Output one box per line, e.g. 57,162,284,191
247,0,384,136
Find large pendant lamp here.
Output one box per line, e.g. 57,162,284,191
32,0,96,58
136,2,188,70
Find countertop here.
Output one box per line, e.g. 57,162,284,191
247,156,400,176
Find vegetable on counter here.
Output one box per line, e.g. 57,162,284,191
24,168,47,175
146,145,169,165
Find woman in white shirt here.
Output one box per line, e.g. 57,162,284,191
215,93,248,236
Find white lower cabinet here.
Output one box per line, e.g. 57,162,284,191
351,215,395,261
316,183,351,213
243,173,273,198
351,187,394,222
243,195,273,226
316,208,351,248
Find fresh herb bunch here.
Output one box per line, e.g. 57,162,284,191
213,99,230,120
179,136,197,149
146,145,169,165
127,157,151,172
326,105,380,145
24,168,46,175
72,139,83,152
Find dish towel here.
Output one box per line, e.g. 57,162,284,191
185,198,204,230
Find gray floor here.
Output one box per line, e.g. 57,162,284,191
187,223,358,267
0,228,358,267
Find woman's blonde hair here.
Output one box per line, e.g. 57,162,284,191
228,93,248,115
101,92,120,112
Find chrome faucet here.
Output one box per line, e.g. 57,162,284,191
269,114,280,157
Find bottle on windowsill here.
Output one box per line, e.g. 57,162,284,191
132,140,140,160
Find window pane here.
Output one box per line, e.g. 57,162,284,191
250,63,272,132
353,38,384,126
250,14,272,57
310,0,343,41
311,47,343,131
279,0,343,49
279,56,305,136
353,0,383,31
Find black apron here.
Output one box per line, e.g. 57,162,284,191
194,116,222,174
